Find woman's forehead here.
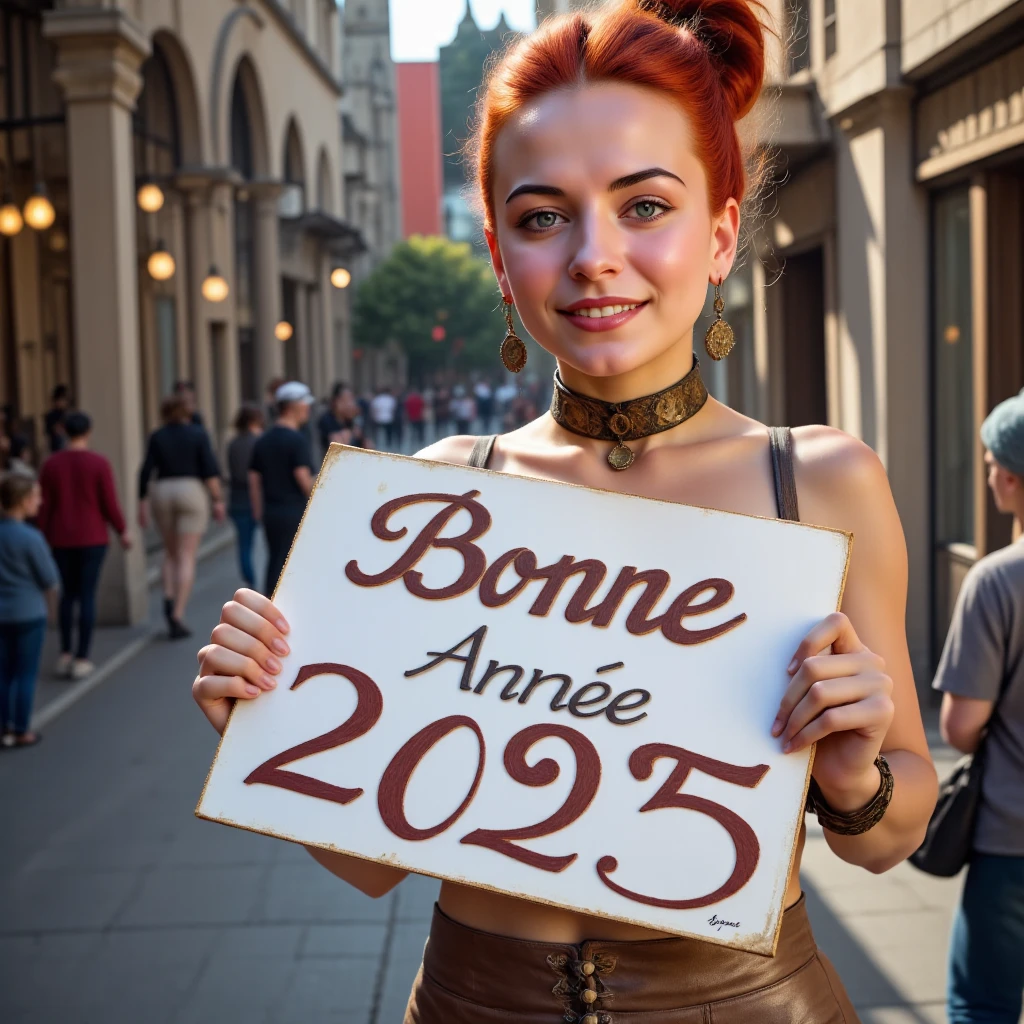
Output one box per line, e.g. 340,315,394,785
493,82,699,194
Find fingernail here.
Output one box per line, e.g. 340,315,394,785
245,684,259,695
271,638,289,656
276,619,290,634
266,656,281,673
782,740,793,753
771,718,782,737
787,658,798,674
261,675,277,690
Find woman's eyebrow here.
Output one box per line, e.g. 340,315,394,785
505,183,564,204
609,167,685,191
505,168,684,204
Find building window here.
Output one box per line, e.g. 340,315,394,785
824,0,837,60
787,0,810,75
933,188,974,547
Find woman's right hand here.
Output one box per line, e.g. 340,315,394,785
193,589,291,735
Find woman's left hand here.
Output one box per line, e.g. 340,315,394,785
772,612,895,800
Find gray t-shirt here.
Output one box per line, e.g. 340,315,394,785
0,518,60,622
934,540,1024,855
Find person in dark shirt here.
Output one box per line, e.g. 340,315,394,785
317,383,370,457
250,382,315,596
174,380,205,429
139,395,224,638
226,404,265,590
44,385,70,454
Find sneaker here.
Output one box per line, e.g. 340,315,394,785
168,619,192,640
55,653,73,678
71,659,95,680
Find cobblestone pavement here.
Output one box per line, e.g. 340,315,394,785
0,544,992,1023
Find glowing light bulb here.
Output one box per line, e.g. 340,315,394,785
24,190,56,231
330,267,351,289
201,266,229,303
137,182,165,213
274,320,294,341
0,201,23,237
147,244,176,281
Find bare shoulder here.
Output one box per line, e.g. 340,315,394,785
413,434,477,466
789,425,899,541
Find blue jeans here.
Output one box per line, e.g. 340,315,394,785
0,618,47,735
949,852,1024,1023
53,545,107,659
229,507,257,589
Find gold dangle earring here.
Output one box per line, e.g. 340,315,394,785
500,298,527,373
704,280,736,361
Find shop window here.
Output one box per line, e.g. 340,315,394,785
932,188,974,548
823,0,837,60
786,0,810,75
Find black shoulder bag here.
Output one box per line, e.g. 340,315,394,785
909,680,1011,877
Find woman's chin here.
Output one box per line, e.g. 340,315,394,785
548,339,675,383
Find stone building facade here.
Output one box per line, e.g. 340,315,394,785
745,0,1024,693
0,0,360,623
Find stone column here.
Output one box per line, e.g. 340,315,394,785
294,281,311,384
251,182,284,391
318,249,336,387
44,8,150,625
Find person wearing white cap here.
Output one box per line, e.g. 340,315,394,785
249,382,315,596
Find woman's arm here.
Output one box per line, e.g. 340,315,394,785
776,427,937,873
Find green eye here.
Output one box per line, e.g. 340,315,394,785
534,211,558,228
634,201,660,219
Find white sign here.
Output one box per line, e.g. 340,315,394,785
197,447,850,954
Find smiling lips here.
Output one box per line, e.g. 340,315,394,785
560,298,648,332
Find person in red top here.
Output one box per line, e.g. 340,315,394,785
404,387,426,446
37,411,131,679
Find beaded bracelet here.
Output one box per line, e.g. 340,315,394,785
807,754,894,836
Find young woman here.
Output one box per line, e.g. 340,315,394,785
193,2,938,1019
226,404,265,591
139,395,224,639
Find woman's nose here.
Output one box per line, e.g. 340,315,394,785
566,212,624,281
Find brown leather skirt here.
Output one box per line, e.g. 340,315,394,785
403,896,860,1023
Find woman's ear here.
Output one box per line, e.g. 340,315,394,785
709,198,741,286
484,226,511,299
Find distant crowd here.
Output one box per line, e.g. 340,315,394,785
0,372,548,751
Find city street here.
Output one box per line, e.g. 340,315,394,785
0,543,973,1023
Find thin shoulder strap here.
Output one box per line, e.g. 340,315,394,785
467,435,497,470
769,426,800,522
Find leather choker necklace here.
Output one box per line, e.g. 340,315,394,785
550,359,709,470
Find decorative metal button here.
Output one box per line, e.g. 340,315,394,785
581,961,596,976
582,988,598,1004
582,1016,599,1024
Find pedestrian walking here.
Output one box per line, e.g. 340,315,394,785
370,387,398,450
174,380,205,429
404,387,426,446
44,384,70,453
7,435,33,476
432,384,451,438
139,394,225,639
473,379,494,432
194,2,938,1019
935,388,1024,1024
318,384,370,452
226,404,265,591
450,385,476,435
37,412,130,679
0,472,59,749
250,381,315,596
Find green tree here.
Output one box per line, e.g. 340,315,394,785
352,235,503,380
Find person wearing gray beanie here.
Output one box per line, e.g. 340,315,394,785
980,388,1024,479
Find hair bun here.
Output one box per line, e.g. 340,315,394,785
636,0,767,120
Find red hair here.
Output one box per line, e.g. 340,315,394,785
471,0,769,230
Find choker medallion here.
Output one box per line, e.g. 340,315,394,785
550,360,709,471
